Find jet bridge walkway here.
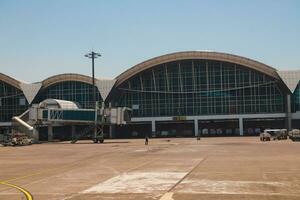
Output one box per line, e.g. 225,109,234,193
10,99,131,143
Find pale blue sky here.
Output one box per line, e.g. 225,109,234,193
0,0,299,82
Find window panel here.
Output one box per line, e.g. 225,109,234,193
116,60,285,117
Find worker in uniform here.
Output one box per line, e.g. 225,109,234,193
145,134,149,145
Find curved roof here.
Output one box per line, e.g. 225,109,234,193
41,73,116,100
39,99,80,109
42,73,94,88
0,73,22,90
115,51,280,86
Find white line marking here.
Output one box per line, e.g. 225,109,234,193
83,172,186,194
159,192,174,200
175,179,293,194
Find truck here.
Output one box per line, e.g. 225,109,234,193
260,130,271,141
260,129,288,141
1,132,33,146
289,129,300,141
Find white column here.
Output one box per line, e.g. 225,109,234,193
109,125,115,139
194,119,199,137
239,118,244,136
286,94,292,131
71,125,76,140
151,120,156,137
48,124,53,142
32,128,39,143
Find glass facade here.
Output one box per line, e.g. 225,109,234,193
292,82,300,112
116,60,285,117
36,81,102,109
0,81,28,122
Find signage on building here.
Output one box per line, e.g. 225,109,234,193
132,104,139,110
19,97,26,106
173,116,187,121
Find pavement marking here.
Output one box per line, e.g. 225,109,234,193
125,158,160,172
0,147,126,199
0,182,33,200
168,157,206,192
83,172,187,194
158,157,207,200
134,149,148,152
0,147,124,184
174,179,294,195
82,157,205,197
62,157,161,200
159,192,174,200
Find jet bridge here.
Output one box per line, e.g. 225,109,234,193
12,99,131,143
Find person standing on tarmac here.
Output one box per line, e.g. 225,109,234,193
145,134,149,145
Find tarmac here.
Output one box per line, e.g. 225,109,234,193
1,137,300,200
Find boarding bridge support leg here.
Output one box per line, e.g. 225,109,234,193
109,125,116,139
194,119,199,137
48,125,53,142
32,128,39,143
71,125,76,140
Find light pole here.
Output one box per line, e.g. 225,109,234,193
85,51,101,142
85,51,101,106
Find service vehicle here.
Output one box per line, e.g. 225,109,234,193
289,129,300,141
260,129,288,141
2,132,32,146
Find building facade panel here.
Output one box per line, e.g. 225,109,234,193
292,82,300,112
0,51,298,138
0,80,28,122
115,59,285,118
35,81,102,109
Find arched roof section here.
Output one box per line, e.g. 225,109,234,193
0,73,22,90
115,51,280,86
42,73,94,88
39,99,80,109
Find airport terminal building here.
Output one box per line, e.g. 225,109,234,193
0,51,300,139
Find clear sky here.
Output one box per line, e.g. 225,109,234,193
0,0,299,83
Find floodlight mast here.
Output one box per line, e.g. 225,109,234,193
85,51,101,143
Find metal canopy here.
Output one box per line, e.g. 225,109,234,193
96,78,116,101
19,82,42,104
39,99,80,109
277,70,300,93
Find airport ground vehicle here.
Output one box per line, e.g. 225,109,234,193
289,129,300,141
260,129,288,141
1,133,32,146
260,131,271,141
278,129,288,140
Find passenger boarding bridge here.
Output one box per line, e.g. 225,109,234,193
11,99,131,143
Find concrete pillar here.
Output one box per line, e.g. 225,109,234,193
48,124,53,142
151,120,156,137
194,119,199,137
109,125,116,139
32,128,39,143
286,94,292,131
239,118,244,136
71,125,76,140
